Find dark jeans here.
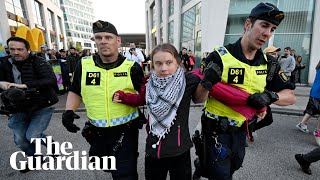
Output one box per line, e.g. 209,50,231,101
206,128,247,180
145,150,192,180
303,147,320,163
88,121,139,180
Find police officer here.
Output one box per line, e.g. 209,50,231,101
62,20,144,180
0,37,59,173
196,3,295,179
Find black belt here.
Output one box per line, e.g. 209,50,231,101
202,115,245,135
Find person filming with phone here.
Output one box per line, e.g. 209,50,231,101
124,42,145,66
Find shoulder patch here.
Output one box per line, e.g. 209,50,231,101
216,46,228,56
278,69,289,82
82,56,90,59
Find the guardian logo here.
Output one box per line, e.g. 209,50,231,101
10,136,116,171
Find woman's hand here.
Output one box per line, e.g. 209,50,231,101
256,111,267,119
112,91,123,103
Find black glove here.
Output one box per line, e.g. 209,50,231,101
247,90,279,110
284,81,296,90
200,62,222,91
62,110,80,133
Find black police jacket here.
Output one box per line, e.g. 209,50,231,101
266,55,296,92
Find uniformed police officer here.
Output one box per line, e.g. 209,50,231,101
62,20,144,180
196,3,295,180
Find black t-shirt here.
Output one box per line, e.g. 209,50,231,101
145,73,201,158
69,53,144,96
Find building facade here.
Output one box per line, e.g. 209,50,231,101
60,0,96,52
0,0,67,50
145,0,320,85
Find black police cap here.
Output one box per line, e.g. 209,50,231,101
92,20,118,36
249,2,284,26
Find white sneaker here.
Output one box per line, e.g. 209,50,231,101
296,122,309,133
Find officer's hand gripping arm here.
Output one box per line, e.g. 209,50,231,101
200,62,221,91
247,90,279,110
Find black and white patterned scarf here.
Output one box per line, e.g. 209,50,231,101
146,67,186,139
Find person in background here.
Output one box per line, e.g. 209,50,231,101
263,45,281,60
66,47,80,81
48,49,57,60
81,49,91,58
296,60,320,145
124,42,145,66
0,46,11,61
291,55,306,84
290,49,297,59
278,47,295,79
4,46,10,56
57,49,70,91
188,50,195,71
180,47,190,71
37,44,51,60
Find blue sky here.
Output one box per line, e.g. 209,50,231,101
93,0,146,34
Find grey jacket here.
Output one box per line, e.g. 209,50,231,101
279,55,296,76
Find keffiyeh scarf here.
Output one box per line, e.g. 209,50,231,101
146,67,186,140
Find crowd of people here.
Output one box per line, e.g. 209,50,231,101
0,2,319,180
263,45,307,84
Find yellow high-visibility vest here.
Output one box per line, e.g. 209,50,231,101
205,46,267,127
81,56,139,127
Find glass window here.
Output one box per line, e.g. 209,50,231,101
160,0,163,23
84,43,91,47
152,5,156,28
58,17,64,34
168,0,174,16
32,0,44,26
181,6,196,43
168,20,174,44
5,1,15,14
182,0,191,6
160,27,163,44
5,0,26,18
195,3,201,25
194,30,201,67
48,9,55,31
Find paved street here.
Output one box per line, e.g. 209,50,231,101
0,106,319,180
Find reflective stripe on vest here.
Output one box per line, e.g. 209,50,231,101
205,46,268,127
81,56,139,127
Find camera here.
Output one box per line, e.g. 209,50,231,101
129,48,136,53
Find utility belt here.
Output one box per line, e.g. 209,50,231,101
202,114,245,136
82,118,138,155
